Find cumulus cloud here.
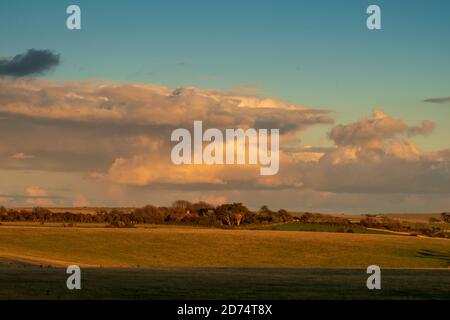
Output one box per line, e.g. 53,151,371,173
0,76,448,211
328,109,434,149
0,49,60,77
0,78,332,133
303,110,449,194
103,106,450,195
327,109,434,153
0,77,332,189
424,96,450,104
0,77,332,176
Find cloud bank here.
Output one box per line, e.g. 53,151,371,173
0,78,448,211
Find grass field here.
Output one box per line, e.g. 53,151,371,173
0,225,449,268
0,224,449,299
253,222,397,235
1,262,449,299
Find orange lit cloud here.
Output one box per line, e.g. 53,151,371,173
0,77,448,211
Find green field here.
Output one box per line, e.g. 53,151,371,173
0,225,449,268
253,222,397,235
0,224,449,299
1,262,449,299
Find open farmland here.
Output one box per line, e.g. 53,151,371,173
1,263,449,300
252,222,397,235
0,224,449,299
0,225,449,269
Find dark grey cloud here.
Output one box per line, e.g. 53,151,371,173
424,97,450,104
0,49,60,76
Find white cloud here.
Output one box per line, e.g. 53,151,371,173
0,77,448,211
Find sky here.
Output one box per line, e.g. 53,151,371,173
0,0,449,212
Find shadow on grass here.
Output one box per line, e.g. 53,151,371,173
416,249,450,265
0,260,449,300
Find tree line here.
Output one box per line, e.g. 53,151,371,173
0,201,293,228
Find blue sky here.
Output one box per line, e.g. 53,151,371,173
0,1,450,211
0,0,450,150
1,0,450,148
